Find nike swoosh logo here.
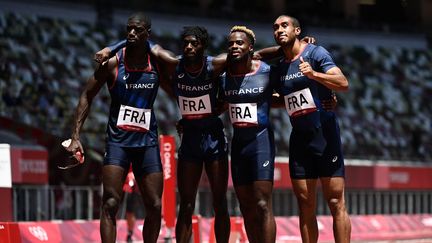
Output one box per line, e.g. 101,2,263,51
263,161,270,167
332,156,338,163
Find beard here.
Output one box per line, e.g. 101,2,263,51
183,54,201,64
228,52,250,63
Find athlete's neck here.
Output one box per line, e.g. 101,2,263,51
229,56,254,75
125,45,149,69
282,39,306,61
184,57,204,75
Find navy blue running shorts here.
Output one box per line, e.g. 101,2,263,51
178,116,228,164
103,143,162,177
289,117,345,179
230,127,275,186
178,129,228,163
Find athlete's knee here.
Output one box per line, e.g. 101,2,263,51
327,197,347,216
148,199,162,213
102,197,121,216
179,201,195,217
296,194,316,210
256,199,271,216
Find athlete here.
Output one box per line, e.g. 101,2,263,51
97,26,231,243
152,27,231,243
271,15,351,243
219,26,278,243
64,13,163,243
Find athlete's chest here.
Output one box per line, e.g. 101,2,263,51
116,67,159,92
278,61,315,92
222,72,271,100
174,70,214,94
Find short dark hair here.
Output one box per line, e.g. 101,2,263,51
128,12,152,30
277,15,300,28
180,26,209,48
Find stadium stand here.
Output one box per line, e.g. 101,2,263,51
1,5,432,243
1,10,431,162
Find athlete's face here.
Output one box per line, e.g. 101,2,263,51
273,16,300,46
126,18,150,46
227,32,253,62
182,35,204,62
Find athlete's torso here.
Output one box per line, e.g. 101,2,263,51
106,47,160,147
274,44,337,129
173,56,220,125
220,61,275,137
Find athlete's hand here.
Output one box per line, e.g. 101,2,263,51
301,36,316,44
94,47,111,63
321,93,338,111
299,56,315,79
66,138,84,157
58,138,85,169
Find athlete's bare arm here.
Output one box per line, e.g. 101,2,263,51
253,36,316,61
211,53,228,76
157,64,176,99
94,40,179,97
150,44,179,66
94,47,112,63
299,56,349,91
94,40,179,68
253,46,283,61
67,57,117,156
149,44,180,98
94,39,126,63
211,49,277,75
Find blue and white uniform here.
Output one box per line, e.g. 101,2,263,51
174,56,227,163
103,48,162,176
273,44,344,179
220,61,277,185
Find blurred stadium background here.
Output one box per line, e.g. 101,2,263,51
0,0,432,242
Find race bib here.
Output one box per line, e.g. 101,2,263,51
228,103,258,127
178,94,212,119
284,88,317,117
117,105,151,132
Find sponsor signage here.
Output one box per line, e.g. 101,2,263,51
10,146,48,184
160,135,176,228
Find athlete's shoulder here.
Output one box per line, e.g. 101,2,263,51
175,56,185,72
260,60,270,67
304,44,330,59
205,55,214,67
258,60,271,73
115,47,125,58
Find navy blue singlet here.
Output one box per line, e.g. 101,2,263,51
106,47,160,147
